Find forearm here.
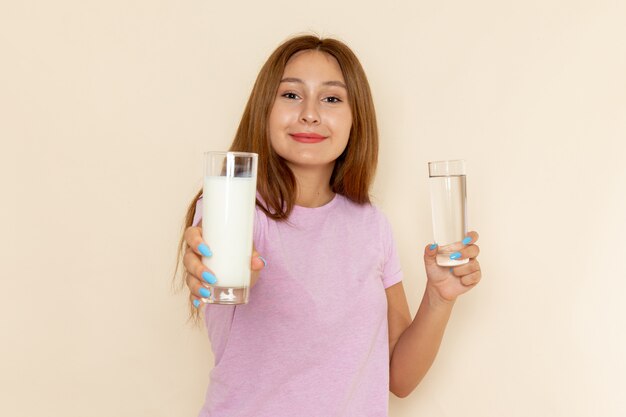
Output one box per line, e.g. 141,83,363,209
389,285,455,398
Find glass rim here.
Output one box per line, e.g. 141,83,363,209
427,159,465,166
428,159,466,177
204,151,258,158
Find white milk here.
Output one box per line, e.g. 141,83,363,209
429,175,469,266
202,176,256,287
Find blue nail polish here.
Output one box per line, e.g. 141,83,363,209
193,299,201,308
202,271,217,285
429,243,438,250
199,287,211,298
198,243,212,257
258,256,267,267
462,237,472,245
450,252,462,260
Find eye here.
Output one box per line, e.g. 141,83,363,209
323,96,342,103
281,92,300,100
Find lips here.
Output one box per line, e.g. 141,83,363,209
289,132,327,143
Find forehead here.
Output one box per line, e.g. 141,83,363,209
283,50,345,81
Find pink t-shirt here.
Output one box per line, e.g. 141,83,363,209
192,193,403,416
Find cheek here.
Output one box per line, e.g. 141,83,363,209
268,109,282,144
268,108,290,157
269,103,294,125
330,111,353,143
269,105,293,136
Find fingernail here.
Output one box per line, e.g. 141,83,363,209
462,237,472,245
193,299,201,308
258,256,267,267
199,287,211,298
202,271,217,285
429,243,438,250
198,243,212,257
450,252,462,260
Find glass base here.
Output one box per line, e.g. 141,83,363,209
436,255,469,267
204,285,249,305
435,241,470,267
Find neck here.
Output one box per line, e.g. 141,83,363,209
288,163,335,208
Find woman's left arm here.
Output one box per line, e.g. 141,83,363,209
387,232,482,398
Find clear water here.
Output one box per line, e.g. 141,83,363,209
429,175,469,266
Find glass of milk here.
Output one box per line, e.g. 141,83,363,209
428,160,470,267
202,151,258,304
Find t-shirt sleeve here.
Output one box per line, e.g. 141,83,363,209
192,197,203,227
380,211,403,289
252,204,266,252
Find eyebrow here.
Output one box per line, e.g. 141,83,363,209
280,77,347,89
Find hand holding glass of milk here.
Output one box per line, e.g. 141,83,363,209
428,160,470,267
202,151,258,304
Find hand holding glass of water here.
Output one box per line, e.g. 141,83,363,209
428,160,470,267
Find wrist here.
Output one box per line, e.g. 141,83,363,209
425,283,457,310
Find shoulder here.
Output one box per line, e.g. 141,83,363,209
254,202,270,228
335,194,392,233
342,194,388,217
192,196,203,227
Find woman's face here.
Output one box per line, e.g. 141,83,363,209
268,50,353,172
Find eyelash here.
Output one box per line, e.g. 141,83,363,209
281,92,343,103
323,96,342,103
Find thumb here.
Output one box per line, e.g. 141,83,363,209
423,243,439,266
251,246,267,272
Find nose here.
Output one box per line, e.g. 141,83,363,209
300,99,320,125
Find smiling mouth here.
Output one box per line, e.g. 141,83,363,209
289,133,327,143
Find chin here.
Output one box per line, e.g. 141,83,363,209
285,156,336,170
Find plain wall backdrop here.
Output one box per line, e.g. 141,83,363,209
1,1,625,416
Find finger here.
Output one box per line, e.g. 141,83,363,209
460,270,482,286
423,243,439,266
183,250,218,285
186,272,213,301
189,293,204,309
450,259,481,276
250,249,267,271
183,226,212,257
448,243,480,262
462,231,480,246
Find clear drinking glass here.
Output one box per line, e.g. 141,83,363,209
428,160,469,267
202,151,258,304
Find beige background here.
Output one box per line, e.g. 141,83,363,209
1,0,625,416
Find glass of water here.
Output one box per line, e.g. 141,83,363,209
428,160,469,267
202,151,258,304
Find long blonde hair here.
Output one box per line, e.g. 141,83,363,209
174,34,379,320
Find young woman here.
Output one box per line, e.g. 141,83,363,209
176,35,482,416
